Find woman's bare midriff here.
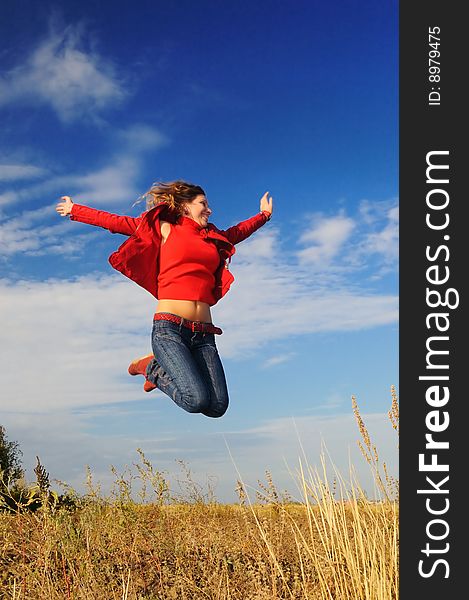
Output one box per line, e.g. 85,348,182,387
156,299,212,323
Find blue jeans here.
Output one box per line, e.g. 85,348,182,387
145,317,229,418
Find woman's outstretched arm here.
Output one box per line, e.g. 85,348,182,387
218,191,273,245
56,196,142,236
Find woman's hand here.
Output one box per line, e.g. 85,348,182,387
56,196,74,216
260,191,273,217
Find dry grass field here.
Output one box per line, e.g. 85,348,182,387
0,387,398,599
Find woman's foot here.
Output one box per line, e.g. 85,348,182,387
128,354,157,392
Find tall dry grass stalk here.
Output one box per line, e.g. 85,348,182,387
0,387,398,599
352,385,399,502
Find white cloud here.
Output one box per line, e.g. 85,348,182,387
66,157,141,205
117,124,169,153
0,204,99,257
0,274,155,411
359,198,396,225
0,25,127,123
362,204,399,261
261,353,296,369
0,123,168,212
294,201,399,274
62,124,168,205
297,214,355,265
0,164,47,182
0,192,17,207
215,229,397,358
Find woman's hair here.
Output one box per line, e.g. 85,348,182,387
142,180,205,214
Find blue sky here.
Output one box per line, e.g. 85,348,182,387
0,1,398,502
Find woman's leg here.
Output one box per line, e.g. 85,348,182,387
146,320,228,417
191,333,229,418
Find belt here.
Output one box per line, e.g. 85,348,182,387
153,312,223,335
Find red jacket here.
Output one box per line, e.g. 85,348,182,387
70,202,270,303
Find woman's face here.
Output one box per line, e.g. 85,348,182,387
184,194,212,227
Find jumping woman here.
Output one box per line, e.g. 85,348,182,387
56,181,273,418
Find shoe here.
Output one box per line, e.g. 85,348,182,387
128,354,153,377
143,380,157,392
128,354,157,392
